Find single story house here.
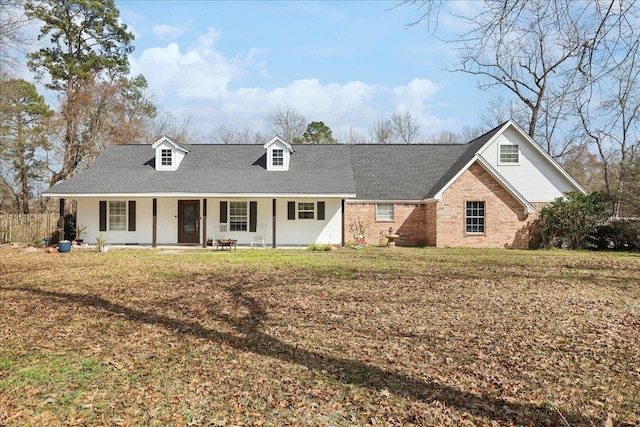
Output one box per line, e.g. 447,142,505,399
43,120,586,248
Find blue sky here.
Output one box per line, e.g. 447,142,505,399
48,1,505,141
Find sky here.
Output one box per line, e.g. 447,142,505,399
24,1,505,142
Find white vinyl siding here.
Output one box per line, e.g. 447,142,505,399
478,127,578,202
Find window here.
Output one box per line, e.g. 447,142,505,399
109,201,126,231
229,201,247,231
272,149,284,166
298,202,315,219
465,201,485,234
161,149,172,166
376,203,394,221
499,145,519,164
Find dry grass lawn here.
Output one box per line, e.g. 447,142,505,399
1,246,639,426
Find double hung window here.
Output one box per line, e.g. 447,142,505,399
229,201,248,231
376,203,394,221
465,201,485,234
109,201,127,231
499,145,519,164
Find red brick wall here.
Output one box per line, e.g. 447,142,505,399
425,201,437,246
344,163,547,248
344,202,427,246
436,162,538,248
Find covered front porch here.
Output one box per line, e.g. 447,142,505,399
61,196,347,248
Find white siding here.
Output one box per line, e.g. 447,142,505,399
76,196,343,246
76,198,153,245
478,126,579,202
207,198,342,246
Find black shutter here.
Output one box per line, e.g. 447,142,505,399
128,201,136,231
288,201,296,220
220,201,227,223
99,201,107,231
317,201,325,220
249,201,257,232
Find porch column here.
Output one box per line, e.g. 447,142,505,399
201,198,207,248
272,198,276,249
57,198,65,242
152,198,157,247
341,199,346,247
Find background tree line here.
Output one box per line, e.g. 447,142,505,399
2,0,639,222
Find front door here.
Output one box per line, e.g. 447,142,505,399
178,200,200,244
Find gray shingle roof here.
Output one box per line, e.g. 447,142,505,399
46,144,356,196
44,125,503,200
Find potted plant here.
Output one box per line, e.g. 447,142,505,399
57,240,72,253
72,224,86,244
95,233,109,252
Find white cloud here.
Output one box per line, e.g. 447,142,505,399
152,24,185,40
130,27,246,101
130,28,453,140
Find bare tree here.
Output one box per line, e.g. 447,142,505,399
267,106,306,143
390,111,421,143
342,126,367,144
575,39,640,217
401,1,638,156
206,125,266,145
368,118,394,144
0,0,31,74
424,125,486,144
151,112,198,144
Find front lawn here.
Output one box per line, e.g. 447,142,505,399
1,247,638,426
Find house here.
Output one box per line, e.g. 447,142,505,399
43,120,586,248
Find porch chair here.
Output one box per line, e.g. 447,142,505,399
250,223,267,248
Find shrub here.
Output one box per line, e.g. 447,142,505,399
539,191,609,249
588,220,640,251
308,243,333,251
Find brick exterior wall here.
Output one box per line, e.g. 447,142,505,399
436,162,538,248
344,163,547,248
425,201,437,246
344,202,427,246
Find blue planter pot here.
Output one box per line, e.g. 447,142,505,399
58,241,72,253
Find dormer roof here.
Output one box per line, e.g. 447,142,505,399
264,135,294,153
151,135,189,153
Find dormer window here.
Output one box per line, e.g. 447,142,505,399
272,149,284,167
264,136,294,171
161,149,172,166
152,136,189,171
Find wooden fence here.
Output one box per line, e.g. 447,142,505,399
0,213,59,245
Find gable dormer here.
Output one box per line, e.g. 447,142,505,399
151,136,189,171
264,136,294,171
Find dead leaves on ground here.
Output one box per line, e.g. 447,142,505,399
0,247,639,426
